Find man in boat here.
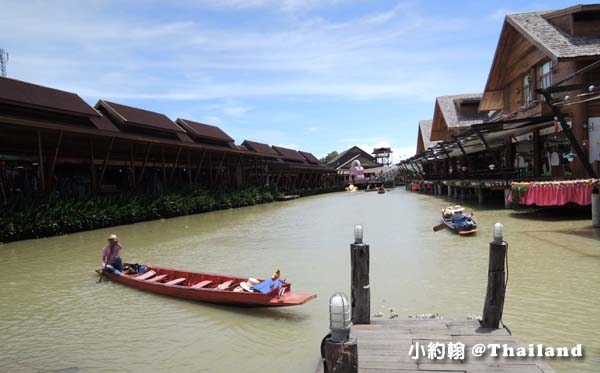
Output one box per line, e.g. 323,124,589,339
451,209,474,229
102,234,123,275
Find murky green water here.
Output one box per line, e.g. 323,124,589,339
1,189,599,372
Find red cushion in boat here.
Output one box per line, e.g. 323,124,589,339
165,278,186,286
191,280,212,289
145,274,168,283
135,270,156,280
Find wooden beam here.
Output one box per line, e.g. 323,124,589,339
208,152,213,186
130,144,136,187
169,146,183,184
161,146,167,186
37,130,46,192
187,150,192,186
137,143,152,188
194,151,206,185
47,130,63,189
97,137,115,191
215,153,226,185
89,139,97,190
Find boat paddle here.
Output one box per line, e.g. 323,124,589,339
433,223,446,232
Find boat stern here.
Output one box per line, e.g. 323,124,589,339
268,291,317,307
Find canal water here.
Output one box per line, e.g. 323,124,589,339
1,189,599,372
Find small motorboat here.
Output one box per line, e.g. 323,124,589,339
377,187,386,194
441,205,477,235
96,264,317,307
346,184,358,192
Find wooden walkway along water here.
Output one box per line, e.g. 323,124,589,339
317,318,555,372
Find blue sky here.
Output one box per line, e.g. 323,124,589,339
1,0,595,161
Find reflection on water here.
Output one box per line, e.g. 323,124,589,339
1,189,599,372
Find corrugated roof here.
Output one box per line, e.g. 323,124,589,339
436,93,487,128
272,146,307,163
242,140,279,156
175,118,235,143
298,150,321,165
97,100,185,134
0,77,99,117
507,10,600,59
418,119,440,150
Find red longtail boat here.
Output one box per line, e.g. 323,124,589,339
96,264,317,307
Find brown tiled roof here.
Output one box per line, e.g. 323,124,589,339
242,140,279,156
418,119,439,149
175,118,234,143
272,146,306,163
507,10,600,59
436,93,487,128
96,100,185,133
89,112,120,132
0,77,99,117
298,151,321,165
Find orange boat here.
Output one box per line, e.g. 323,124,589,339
96,264,317,307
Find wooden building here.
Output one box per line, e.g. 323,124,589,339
0,77,336,200
480,4,600,178
402,4,600,184
327,146,386,183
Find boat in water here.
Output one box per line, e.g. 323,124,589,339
96,264,317,307
441,205,477,235
377,187,386,194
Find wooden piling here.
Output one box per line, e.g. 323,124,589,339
323,338,358,373
481,236,507,329
351,241,370,325
504,188,511,209
592,188,600,228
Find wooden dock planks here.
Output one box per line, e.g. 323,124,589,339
317,318,555,373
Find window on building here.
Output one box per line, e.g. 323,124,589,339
522,74,532,104
539,60,552,99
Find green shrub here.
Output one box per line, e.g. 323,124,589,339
0,186,340,243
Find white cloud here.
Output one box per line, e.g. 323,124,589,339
305,127,319,133
202,116,223,125
1,0,486,103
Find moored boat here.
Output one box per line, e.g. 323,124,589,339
441,205,477,235
96,264,317,307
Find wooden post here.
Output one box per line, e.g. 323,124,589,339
169,146,182,184
187,150,192,186
89,139,97,191
47,130,63,189
37,130,46,192
351,238,370,325
592,188,600,228
137,143,152,188
481,230,507,328
504,188,511,209
97,137,114,191
323,338,358,373
130,144,136,189
161,146,167,186
194,150,206,185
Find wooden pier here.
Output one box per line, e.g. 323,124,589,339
318,318,555,372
